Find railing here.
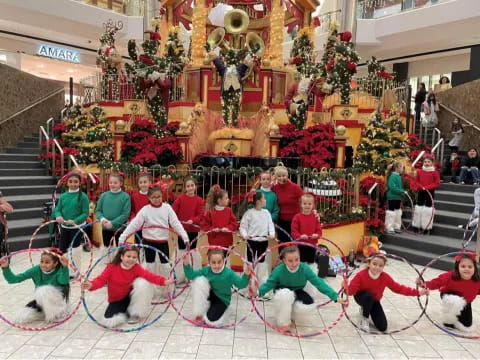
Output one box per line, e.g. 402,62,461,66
431,138,445,166
99,165,362,221
351,77,410,111
367,182,380,221
358,0,445,19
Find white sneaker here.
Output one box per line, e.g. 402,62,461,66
127,315,139,324
360,317,370,332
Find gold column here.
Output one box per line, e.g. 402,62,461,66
191,0,208,66
268,0,285,68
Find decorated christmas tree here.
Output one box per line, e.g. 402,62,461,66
164,26,186,76
97,21,123,100
354,106,409,175
289,27,318,76
318,20,340,81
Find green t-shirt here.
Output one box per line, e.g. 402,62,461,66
256,188,280,222
52,191,89,227
95,191,131,231
386,173,405,201
2,265,69,292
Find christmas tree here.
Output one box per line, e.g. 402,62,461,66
318,20,339,81
289,27,319,76
97,22,123,100
164,26,186,76
354,106,409,175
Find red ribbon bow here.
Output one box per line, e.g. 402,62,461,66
246,190,256,203
455,250,477,263
213,184,221,193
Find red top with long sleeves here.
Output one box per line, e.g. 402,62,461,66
201,207,238,247
130,192,149,221
172,194,205,232
273,181,304,221
291,213,322,244
89,263,166,303
348,268,419,301
425,271,480,303
416,169,440,190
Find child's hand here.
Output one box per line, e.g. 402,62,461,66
415,277,425,287
56,216,65,224
336,298,348,305
183,256,190,265
0,257,9,268
268,235,276,241
81,281,92,291
59,256,69,267
212,228,220,232
103,220,112,229
418,287,429,296
65,220,75,226
312,233,319,239
221,227,229,232
185,220,193,224
244,265,251,276
164,278,175,285
300,234,308,240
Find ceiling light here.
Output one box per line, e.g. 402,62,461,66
37,63,44,68
67,69,74,73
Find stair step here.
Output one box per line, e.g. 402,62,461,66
0,169,47,176
404,219,466,239
0,161,44,169
6,207,44,221
0,176,56,187
435,200,472,214
16,141,41,148
438,183,478,194
7,233,51,252
2,194,52,209
379,243,455,271
0,154,39,161
435,190,473,204
404,208,468,227
23,137,39,143
382,231,464,255
0,185,55,196
5,147,39,155
7,219,47,238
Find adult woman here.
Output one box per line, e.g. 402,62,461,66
459,148,480,185
448,118,464,153
414,83,427,125
436,76,452,92
422,93,439,128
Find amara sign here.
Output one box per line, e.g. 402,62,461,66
37,44,80,63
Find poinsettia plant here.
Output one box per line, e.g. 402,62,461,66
359,176,386,235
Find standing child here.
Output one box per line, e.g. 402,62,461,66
0,248,70,324
256,171,279,222
412,155,440,234
173,177,205,270
240,192,275,286
129,173,152,243
201,185,238,252
272,164,304,242
422,251,480,332
81,246,174,326
53,172,89,276
385,161,406,235
119,186,188,293
95,174,131,254
348,253,428,332
0,191,13,256
184,249,250,325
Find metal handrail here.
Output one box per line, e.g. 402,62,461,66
52,139,65,178
46,117,53,138
367,182,379,220
0,88,64,126
68,155,97,184
439,102,480,133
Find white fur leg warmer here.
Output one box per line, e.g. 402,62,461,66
412,205,423,229
14,306,44,324
102,313,127,328
191,276,210,318
441,294,466,325
273,288,295,327
175,249,186,284
394,209,402,231
156,264,171,299
204,307,230,326
127,278,154,318
421,206,434,230
385,211,395,233
34,285,68,323
292,301,316,325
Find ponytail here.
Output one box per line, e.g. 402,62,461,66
205,185,227,212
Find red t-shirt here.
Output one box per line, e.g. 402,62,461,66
425,271,480,303
130,192,149,221
201,207,238,247
416,169,440,190
348,268,419,301
291,212,322,244
272,181,304,221
172,194,204,232
89,263,166,303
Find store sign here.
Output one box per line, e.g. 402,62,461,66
37,44,80,63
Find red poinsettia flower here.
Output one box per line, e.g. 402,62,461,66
347,61,357,72
327,59,335,72
339,31,352,42
291,57,302,65
139,55,155,66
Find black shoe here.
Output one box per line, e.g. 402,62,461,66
83,244,91,252
443,323,455,329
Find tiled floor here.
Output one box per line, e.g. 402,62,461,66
0,250,478,359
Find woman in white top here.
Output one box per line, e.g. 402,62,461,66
422,93,439,129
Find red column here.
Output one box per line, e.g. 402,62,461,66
334,135,348,168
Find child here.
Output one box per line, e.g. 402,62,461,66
173,177,205,270
272,164,304,242
0,248,69,324
258,246,346,332
183,249,250,325
239,192,275,286
256,171,279,222
385,161,406,234
201,185,238,251
95,174,131,253
348,253,428,332
81,246,174,326
422,251,480,332
0,191,13,256
443,152,461,183
129,173,152,243
412,155,440,235
119,187,189,292
53,172,89,276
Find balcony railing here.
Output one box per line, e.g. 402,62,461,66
357,0,444,19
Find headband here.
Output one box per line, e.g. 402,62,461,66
455,250,476,263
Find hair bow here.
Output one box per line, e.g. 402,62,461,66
213,184,221,193
423,154,435,161
246,190,256,203
455,250,477,263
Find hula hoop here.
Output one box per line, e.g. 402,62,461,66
418,250,480,339
0,248,82,331
67,221,98,277
250,240,348,337
81,243,172,332
401,191,416,234
28,220,91,277
168,237,257,329
343,253,428,335
462,217,477,249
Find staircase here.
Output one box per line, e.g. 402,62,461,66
0,135,56,251
381,182,475,270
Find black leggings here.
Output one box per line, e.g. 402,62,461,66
102,230,122,247
246,240,268,263
388,200,401,211
105,294,130,318
354,291,387,332
276,288,314,305
417,189,434,207
277,219,292,243
178,232,198,250
59,227,82,253
441,292,472,328
143,240,170,263
206,289,228,322
299,245,316,264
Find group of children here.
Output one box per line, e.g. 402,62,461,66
1,162,479,335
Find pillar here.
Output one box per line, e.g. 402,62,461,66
177,134,191,163
269,136,281,157
268,0,285,68
190,0,208,66
334,135,348,168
